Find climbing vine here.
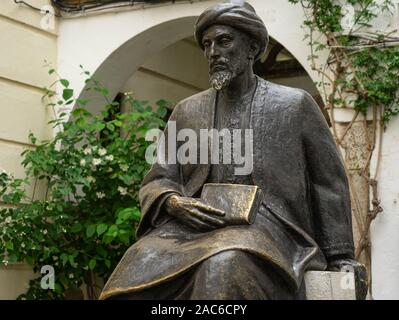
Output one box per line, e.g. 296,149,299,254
289,0,399,296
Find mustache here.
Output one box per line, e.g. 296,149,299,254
209,59,230,71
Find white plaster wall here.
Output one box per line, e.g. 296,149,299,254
0,0,58,299
371,116,399,300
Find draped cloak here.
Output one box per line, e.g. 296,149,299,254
99,77,355,300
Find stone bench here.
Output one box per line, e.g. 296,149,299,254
0,265,358,300
305,271,356,300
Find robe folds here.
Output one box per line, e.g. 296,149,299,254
99,76,354,300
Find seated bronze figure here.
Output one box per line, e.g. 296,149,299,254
100,2,365,300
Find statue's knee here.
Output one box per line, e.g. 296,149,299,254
204,250,246,267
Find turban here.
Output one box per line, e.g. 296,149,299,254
194,2,269,61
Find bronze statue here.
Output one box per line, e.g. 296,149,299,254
100,2,366,300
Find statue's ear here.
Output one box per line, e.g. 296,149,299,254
249,40,260,60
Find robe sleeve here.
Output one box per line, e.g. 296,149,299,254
300,91,355,259
137,104,185,238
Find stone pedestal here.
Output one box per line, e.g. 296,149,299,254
305,271,356,300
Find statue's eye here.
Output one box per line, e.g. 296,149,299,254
203,41,210,48
220,38,231,46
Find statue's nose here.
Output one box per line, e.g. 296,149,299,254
209,43,221,59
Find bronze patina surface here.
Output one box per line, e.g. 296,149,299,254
100,2,366,300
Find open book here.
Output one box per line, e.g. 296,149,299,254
200,183,263,225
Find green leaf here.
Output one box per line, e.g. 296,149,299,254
63,89,74,101
60,79,70,88
54,283,63,294
89,259,96,270
96,223,108,236
8,254,18,264
156,107,168,118
96,246,107,258
132,208,141,222
68,255,75,266
76,99,88,106
104,259,111,269
101,88,109,97
113,120,122,127
107,224,118,237
25,256,34,266
117,208,134,220
49,69,55,75
102,234,113,245
106,123,115,131
118,232,130,245
86,224,96,238
5,241,14,251
71,223,83,233
60,253,68,266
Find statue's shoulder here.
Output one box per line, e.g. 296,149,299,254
262,79,308,106
169,89,215,123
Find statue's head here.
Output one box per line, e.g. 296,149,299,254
195,2,269,90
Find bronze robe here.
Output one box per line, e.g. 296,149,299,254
100,77,354,300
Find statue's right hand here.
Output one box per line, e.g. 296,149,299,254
164,194,226,232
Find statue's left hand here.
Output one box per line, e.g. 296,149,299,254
327,256,368,300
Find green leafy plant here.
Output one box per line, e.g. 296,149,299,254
289,0,399,122
0,67,168,299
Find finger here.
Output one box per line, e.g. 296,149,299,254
188,208,225,227
184,214,218,232
192,202,225,216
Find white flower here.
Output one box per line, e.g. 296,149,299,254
68,273,74,279
118,186,128,196
21,243,25,248
43,229,48,235
2,260,8,266
83,148,92,155
92,158,101,166
53,256,58,261
5,216,12,224
98,148,107,156
96,192,106,199
119,164,129,172
87,176,96,184
80,159,86,166
105,155,114,161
